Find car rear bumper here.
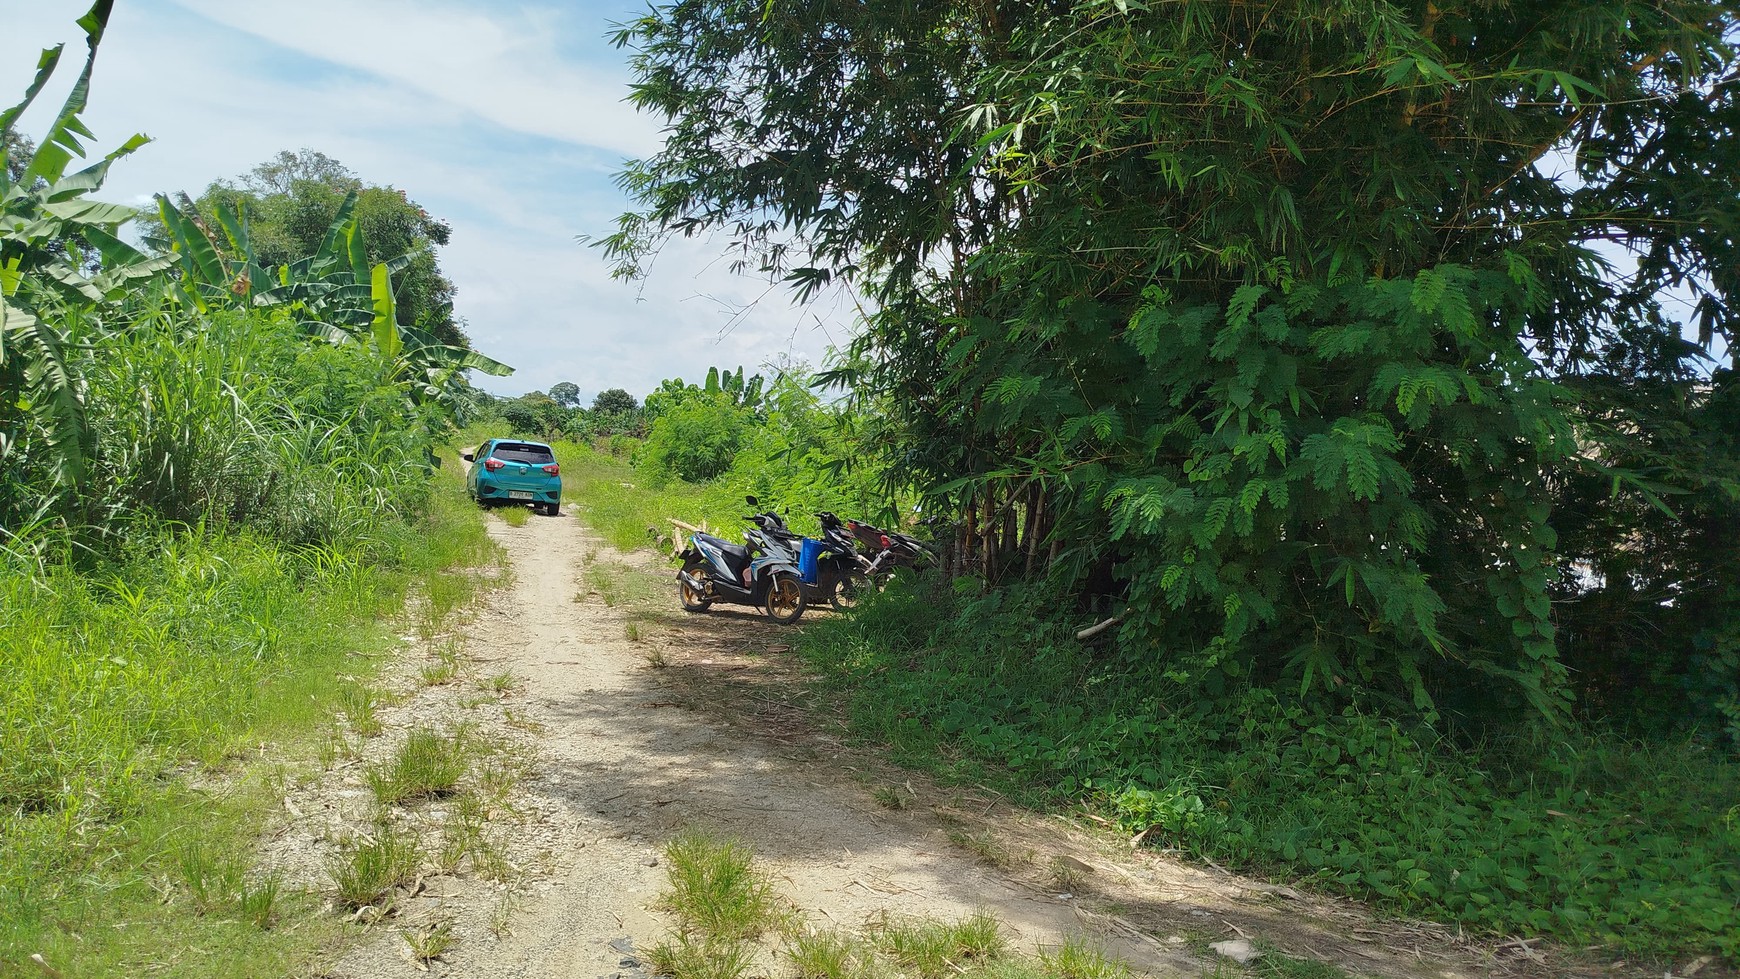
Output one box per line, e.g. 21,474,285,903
475,476,561,503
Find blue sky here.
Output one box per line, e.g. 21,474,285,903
2,0,855,402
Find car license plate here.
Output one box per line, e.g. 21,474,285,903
508,490,533,500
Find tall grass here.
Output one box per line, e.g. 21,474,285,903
0,304,501,975
7,307,439,555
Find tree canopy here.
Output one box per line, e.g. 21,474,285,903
548,381,583,408
148,149,468,347
608,0,1740,731
592,387,640,414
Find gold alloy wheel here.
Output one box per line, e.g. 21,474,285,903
764,574,805,624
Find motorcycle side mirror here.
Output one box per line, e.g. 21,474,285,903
745,495,760,506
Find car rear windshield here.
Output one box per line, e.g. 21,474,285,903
490,443,555,465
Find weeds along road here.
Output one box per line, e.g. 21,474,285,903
306,509,1623,979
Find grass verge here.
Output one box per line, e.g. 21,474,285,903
0,464,503,977
543,437,745,553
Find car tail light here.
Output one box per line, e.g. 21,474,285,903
484,458,505,471
542,463,560,475
879,534,891,549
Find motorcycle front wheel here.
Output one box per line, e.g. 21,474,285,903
678,564,713,612
764,572,806,625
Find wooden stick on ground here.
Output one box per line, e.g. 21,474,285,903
1076,615,1125,640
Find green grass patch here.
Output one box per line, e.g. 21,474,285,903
403,920,456,966
947,828,1027,870
0,468,502,976
786,929,882,979
661,831,785,940
650,933,759,979
330,823,425,908
365,727,468,805
874,912,1006,979
790,579,1740,962
1249,949,1348,979
1036,938,1133,979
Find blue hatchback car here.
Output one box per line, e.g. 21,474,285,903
464,439,562,515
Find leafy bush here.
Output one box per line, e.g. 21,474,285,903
720,372,896,523
637,394,754,483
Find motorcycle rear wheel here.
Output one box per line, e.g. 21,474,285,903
678,565,712,612
829,573,867,613
764,572,806,625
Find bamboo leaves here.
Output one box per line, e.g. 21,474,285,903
615,0,1737,720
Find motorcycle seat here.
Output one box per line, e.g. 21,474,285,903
694,532,750,561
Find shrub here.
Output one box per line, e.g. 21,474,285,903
637,395,752,483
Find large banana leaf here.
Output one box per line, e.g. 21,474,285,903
22,0,116,186
313,189,359,269
398,324,513,376
39,261,107,303
346,222,369,280
0,45,65,138
78,225,150,267
155,193,226,291
213,199,256,265
41,198,139,225
44,133,149,200
0,297,86,482
370,262,401,360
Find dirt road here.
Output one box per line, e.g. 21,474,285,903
286,510,1623,979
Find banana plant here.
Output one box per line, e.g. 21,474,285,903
1,0,168,484
153,193,512,415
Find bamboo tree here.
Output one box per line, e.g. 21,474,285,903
608,0,1740,723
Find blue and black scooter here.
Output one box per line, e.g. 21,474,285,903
674,498,808,624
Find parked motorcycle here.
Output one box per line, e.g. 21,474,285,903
729,502,866,614
843,516,936,574
799,512,874,612
674,501,807,624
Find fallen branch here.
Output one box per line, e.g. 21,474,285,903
1076,615,1125,640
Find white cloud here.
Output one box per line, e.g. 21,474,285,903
165,0,663,160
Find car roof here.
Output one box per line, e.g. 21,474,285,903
487,438,553,449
